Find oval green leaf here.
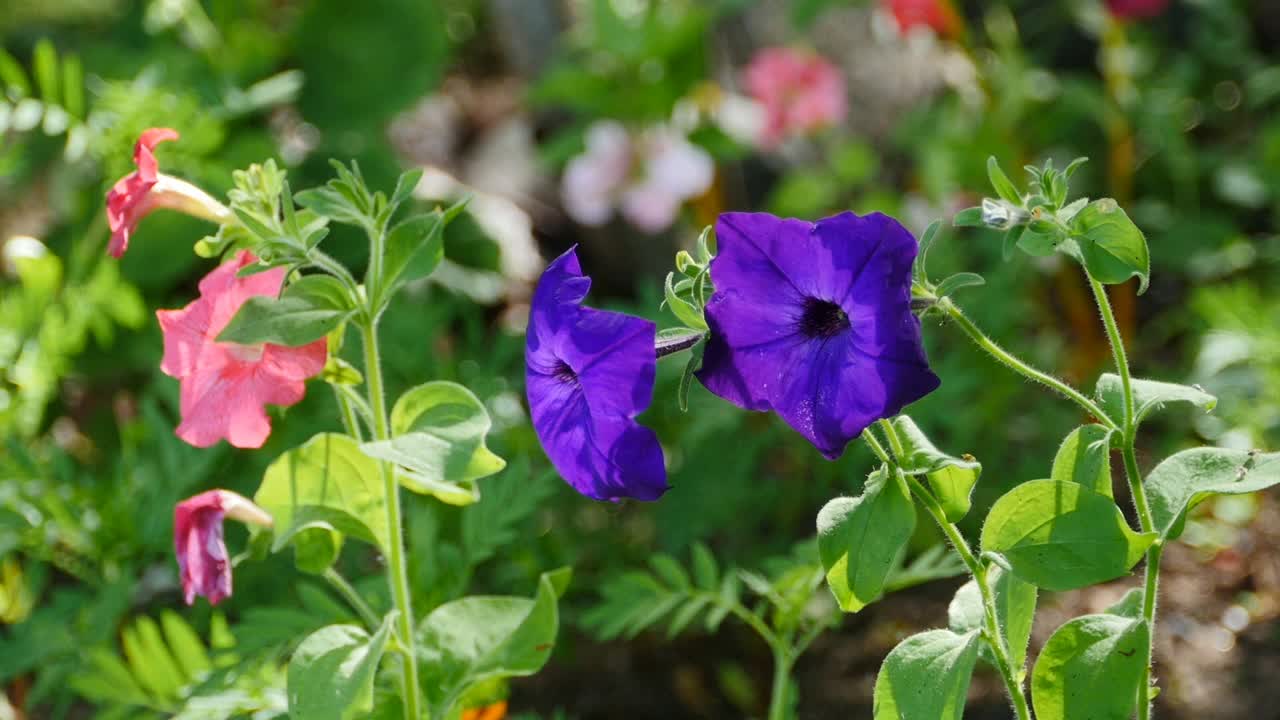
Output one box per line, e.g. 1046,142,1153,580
218,274,354,346
1068,198,1150,293
817,468,916,612
416,568,568,711
1094,373,1217,431
255,432,388,554
1145,447,1280,540
287,616,392,720
361,381,506,506
1031,613,1149,720
1051,424,1114,498
892,416,981,522
980,479,1155,591
874,629,981,720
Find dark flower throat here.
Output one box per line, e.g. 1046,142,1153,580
798,298,850,339
553,360,579,386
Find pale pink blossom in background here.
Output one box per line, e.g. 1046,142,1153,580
174,489,272,605
156,251,326,449
105,128,232,258
561,121,714,234
743,47,848,148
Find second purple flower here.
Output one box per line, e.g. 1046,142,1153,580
696,211,940,459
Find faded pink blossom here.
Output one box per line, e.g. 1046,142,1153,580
174,489,272,605
561,121,713,234
743,48,847,148
105,128,232,258
1106,0,1169,19
156,251,327,448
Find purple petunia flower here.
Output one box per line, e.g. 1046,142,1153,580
696,211,940,459
525,248,669,501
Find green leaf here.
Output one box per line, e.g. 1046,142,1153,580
377,200,466,307
873,629,981,720
33,39,58,106
1001,226,1021,261
159,611,211,681
1145,448,1280,540
891,417,981,522
817,468,916,612
295,186,365,226
361,382,505,505
122,617,185,702
256,433,389,554
1050,424,1114,498
0,48,30,95
933,272,986,299
981,480,1155,591
217,275,354,346
287,616,392,720
677,340,703,412
947,566,1038,670
664,272,707,330
987,157,1022,205
1094,374,1217,431
1067,198,1150,293
1031,614,1149,720
1017,226,1060,256
953,207,984,227
417,569,568,711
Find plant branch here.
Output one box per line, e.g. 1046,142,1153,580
323,568,381,631
939,297,1117,431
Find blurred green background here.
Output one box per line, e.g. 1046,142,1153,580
2,0,1279,718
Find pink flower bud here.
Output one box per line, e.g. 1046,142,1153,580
174,489,272,605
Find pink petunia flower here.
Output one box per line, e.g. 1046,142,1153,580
742,47,847,149
886,0,962,38
561,121,713,234
105,128,232,258
156,251,327,448
1106,0,1169,19
174,489,272,605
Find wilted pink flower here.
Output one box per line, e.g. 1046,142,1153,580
156,251,327,448
174,489,272,605
887,0,962,37
1106,0,1168,19
743,48,847,148
105,128,232,258
561,121,714,234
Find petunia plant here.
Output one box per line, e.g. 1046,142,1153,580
106,131,570,720
529,153,1279,719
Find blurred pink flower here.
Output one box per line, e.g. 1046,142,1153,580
887,0,962,37
561,121,714,234
105,128,232,258
174,489,272,605
743,47,847,148
156,251,327,448
1106,0,1169,19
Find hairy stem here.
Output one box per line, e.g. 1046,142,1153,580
360,320,422,720
873,422,1031,720
1089,277,1159,719
939,297,1117,431
323,567,381,631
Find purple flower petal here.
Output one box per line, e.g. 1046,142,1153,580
526,248,668,501
697,211,940,459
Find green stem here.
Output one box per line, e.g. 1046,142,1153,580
333,386,365,442
873,423,1032,720
903,473,1033,720
939,297,1117,432
1088,277,1159,720
767,645,794,720
360,320,422,720
323,568,381,631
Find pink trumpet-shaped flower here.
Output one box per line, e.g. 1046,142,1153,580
156,251,327,448
105,128,232,258
743,47,847,149
174,489,273,605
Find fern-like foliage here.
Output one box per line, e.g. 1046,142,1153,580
0,39,90,160
583,542,751,642
69,610,287,719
